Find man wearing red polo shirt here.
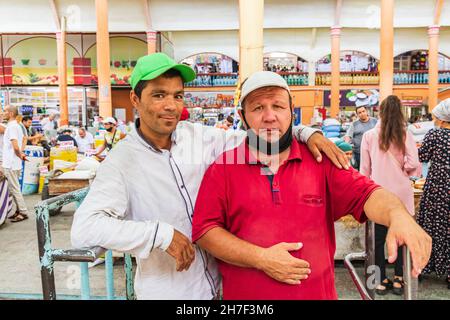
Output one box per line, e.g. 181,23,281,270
192,71,431,300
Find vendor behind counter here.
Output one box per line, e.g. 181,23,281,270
56,128,78,149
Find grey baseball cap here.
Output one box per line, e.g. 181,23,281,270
239,71,291,104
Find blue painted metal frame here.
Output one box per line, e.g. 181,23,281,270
22,187,136,300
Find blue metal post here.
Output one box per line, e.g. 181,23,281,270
105,250,115,300
124,254,135,300
80,262,91,300
75,199,91,300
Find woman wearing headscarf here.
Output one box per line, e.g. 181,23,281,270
417,98,450,289
360,95,421,295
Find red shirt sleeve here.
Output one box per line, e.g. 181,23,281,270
192,161,228,243
325,158,381,223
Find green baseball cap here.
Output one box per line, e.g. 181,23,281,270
129,53,196,90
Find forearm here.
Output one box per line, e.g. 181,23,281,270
293,125,321,143
12,141,23,158
71,209,174,259
13,147,23,158
196,227,264,269
363,188,415,227
95,144,106,155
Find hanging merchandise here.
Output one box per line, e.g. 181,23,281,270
411,51,428,71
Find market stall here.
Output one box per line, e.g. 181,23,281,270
184,91,236,126
1,86,99,128
263,52,308,73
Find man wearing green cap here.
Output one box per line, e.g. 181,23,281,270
71,53,348,299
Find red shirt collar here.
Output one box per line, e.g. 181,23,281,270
242,138,303,165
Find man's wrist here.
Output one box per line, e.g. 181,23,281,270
300,126,322,143
252,246,267,271
386,207,412,227
306,130,323,143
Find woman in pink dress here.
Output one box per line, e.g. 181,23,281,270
360,95,421,296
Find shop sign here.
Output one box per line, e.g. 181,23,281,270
323,89,379,107
401,96,423,107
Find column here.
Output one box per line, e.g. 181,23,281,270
57,17,69,126
379,0,394,102
330,26,341,118
428,25,440,110
95,0,112,117
146,30,157,54
238,0,264,81
308,60,316,86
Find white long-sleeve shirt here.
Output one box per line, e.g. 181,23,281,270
71,120,318,300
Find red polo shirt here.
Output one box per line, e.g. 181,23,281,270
192,140,380,300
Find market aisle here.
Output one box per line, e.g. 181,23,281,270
0,195,448,300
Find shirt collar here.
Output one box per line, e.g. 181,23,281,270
133,118,178,153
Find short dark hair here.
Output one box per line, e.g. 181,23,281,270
355,105,367,112
22,116,32,122
133,68,183,99
226,116,234,123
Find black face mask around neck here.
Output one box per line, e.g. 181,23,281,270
241,109,293,155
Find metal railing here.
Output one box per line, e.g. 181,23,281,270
394,71,429,85
315,71,380,85
344,221,418,300
277,72,309,86
393,70,450,84
34,187,135,300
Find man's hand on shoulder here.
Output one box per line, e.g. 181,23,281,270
307,133,349,169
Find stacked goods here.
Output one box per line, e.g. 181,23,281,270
47,157,99,196
322,118,342,138
20,146,45,195
50,145,77,170
38,166,48,194
73,57,92,85
95,131,105,148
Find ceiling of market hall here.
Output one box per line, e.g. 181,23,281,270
0,0,449,33
0,0,449,63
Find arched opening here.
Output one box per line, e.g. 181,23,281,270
316,50,379,72
393,50,450,84
180,52,238,74
262,52,309,85
84,36,147,85
315,51,379,85
180,53,238,87
263,52,308,72
394,50,450,71
5,36,80,85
